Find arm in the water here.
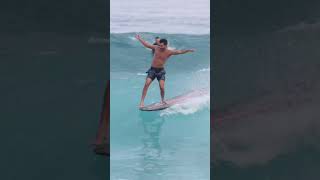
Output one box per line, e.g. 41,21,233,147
170,49,195,55
135,34,156,49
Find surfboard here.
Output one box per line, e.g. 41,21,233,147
139,88,208,111
139,102,171,111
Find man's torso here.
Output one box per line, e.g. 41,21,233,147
151,47,172,68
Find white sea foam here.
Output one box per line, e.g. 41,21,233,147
128,36,136,41
160,89,209,116
137,73,146,76
198,68,210,72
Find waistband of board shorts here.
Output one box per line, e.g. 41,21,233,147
150,66,164,71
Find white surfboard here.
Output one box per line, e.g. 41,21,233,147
139,89,208,111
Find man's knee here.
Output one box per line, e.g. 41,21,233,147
144,82,152,88
144,84,150,89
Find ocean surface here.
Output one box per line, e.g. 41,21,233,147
110,0,210,179
110,33,210,180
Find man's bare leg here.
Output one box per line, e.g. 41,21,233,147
159,80,166,104
140,78,153,108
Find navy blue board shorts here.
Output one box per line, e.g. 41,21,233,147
146,67,166,81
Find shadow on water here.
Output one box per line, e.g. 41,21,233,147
135,111,166,179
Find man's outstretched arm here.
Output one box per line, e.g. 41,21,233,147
170,49,195,55
135,34,156,49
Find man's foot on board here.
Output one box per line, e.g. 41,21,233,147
139,102,144,109
161,100,168,105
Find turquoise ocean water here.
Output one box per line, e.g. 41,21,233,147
110,0,210,179
110,33,210,180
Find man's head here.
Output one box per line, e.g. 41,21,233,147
159,39,168,49
155,37,160,45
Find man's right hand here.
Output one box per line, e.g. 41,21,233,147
135,34,141,40
135,34,155,49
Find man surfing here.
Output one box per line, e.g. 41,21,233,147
135,34,194,109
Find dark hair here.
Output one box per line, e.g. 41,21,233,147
152,37,161,55
153,37,160,45
159,39,168,45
